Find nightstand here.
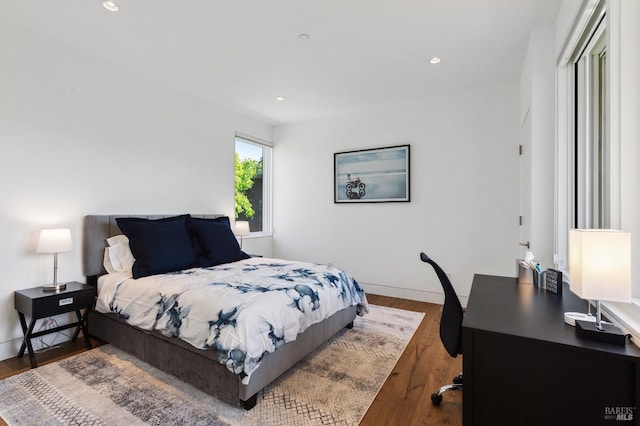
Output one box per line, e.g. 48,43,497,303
14,281,95,368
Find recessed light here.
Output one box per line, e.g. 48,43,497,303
298,33,310,41
102,1,120,12
276,96,286,102
430,57,441,64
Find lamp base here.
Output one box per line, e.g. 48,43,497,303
563,312,597,326
575,319,627,346
42,283,67,292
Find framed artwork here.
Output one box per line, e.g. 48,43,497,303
334,144,410,203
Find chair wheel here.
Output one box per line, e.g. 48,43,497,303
453,375,463,385
431,393,442,406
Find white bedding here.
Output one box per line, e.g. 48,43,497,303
96,257,368,383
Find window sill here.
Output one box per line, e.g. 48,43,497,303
245,232,272,239
601,300,640,349
558,269,640,348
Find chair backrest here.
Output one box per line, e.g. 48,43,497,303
420,252,463,358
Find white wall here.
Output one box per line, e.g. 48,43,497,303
520,26,556,268
612,0,639,293
272,83,520,304
555,0,586,58
0,21,272,360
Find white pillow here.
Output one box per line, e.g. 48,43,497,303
103,235,135,274
107,234,128,247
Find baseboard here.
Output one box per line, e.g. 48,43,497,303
360,282,468,308
0,330,71,362
0,338,20,361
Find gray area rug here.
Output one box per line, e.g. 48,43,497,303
0,305,424,426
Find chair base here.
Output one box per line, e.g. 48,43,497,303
431,374,463,406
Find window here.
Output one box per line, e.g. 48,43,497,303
554,1,608,259
557,0,640,344
234,136,272,235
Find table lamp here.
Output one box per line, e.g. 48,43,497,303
234,221,250,249
37,228,73,291
568,229,631,346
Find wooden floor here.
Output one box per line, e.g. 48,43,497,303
0,294,462,425
361,295,462,426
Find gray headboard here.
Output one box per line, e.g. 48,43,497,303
83,214,223,284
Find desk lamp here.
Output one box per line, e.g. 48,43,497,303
37,228,73,291
568,229,631,346
234,221,250,249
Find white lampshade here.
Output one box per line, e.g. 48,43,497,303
234,221,250,237
37,228,73,254
569,229,631,303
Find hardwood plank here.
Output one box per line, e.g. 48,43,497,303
0,295,462,425
361,294,462,426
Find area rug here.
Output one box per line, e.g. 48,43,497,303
0,305,424,426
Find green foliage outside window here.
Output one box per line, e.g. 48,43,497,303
234,153,262,219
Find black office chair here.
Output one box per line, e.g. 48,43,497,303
420,252,463,406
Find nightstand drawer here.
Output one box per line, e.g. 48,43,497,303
15,282,95,318
31,291,94,317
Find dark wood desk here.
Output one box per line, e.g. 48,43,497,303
462,274,640,425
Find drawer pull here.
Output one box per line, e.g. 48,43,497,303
59,297,74,306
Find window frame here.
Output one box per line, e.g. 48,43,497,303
555,0,606,269
574,19,608,229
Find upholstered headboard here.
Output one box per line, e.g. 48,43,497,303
83,214,223,284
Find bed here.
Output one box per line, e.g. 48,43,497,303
83,214,367,410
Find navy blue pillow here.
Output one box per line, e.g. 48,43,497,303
188,216,229,257
116,215,199,279
189,217,250,267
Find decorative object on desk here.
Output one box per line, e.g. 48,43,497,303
234,220,250,249
334,144,410,203
36,228,72,291
517,251,543,287
545,268,562,295
517,259,533,284
568,229,631,346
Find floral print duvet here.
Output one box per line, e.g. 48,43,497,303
95,257,368,384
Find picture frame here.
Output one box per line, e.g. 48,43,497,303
334,144,410,203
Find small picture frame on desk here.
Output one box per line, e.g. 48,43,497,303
545,269,562,295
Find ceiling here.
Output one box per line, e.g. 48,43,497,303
5,0,562,125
